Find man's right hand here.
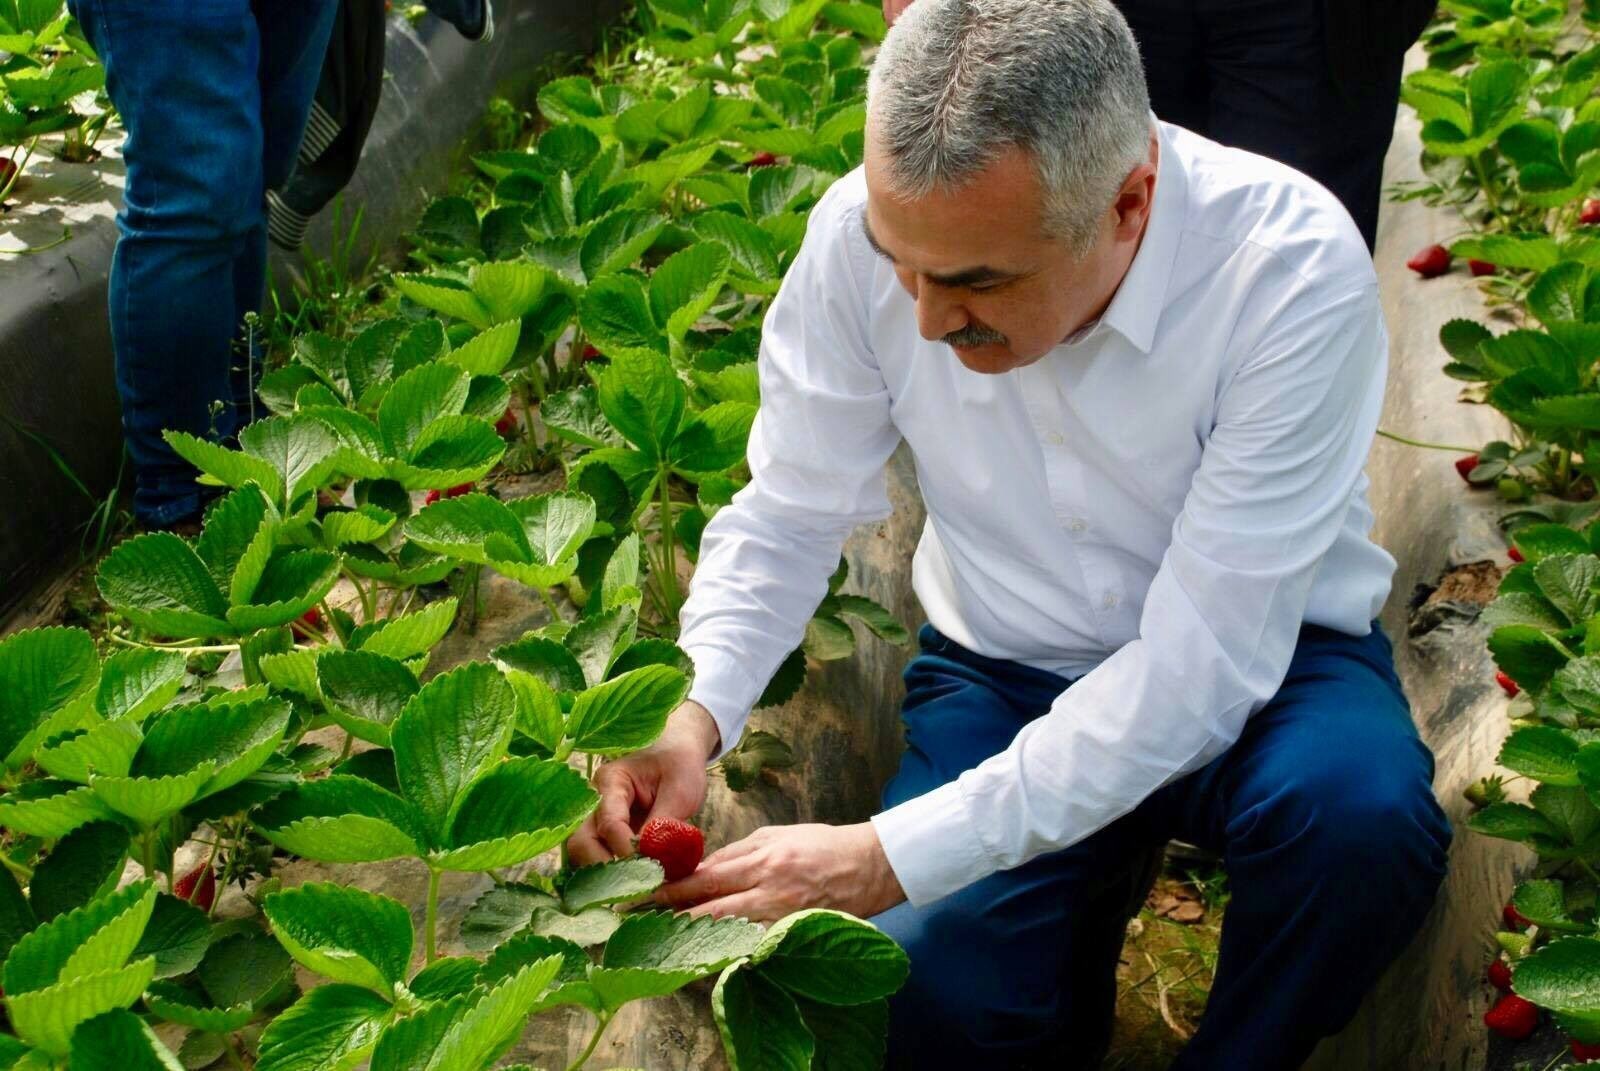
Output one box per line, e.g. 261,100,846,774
566,700,722,866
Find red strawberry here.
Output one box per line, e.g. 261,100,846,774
637,817,704,882
747,152,778,168
581,344,603,362
1407,244,1452,278
494,407,518,437
1488,959,1513,992
1574,1038,1600,1061
174,863,217,912
0,157,16,189
300,606,324,630
1469,259,1497,277
1508,546,1525,563
423,483,473,506
1504,902,1532,930
1455,454,1479,483
1583,199,1600,225
1485,993,1539,1039
1496,671,1520,698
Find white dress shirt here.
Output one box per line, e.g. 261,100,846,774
676,119,1396,907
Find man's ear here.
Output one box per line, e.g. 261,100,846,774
1111,160,1157,242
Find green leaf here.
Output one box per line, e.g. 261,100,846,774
143,979,255,1033
1483,591,1570,633
714,965,815,1071
129,893,212,980
0,626,99,765
749,910,909,1004
1491,624,1575,694
507,491,597,570
1537,555,1600,624
378,362,471,460
392,662,518,841
393,276,492,329
252,776,426,863
1499,725,1581,785
593,349,686,459
264,882,413,994
408,957,484,1002
7,958,156,1056
1509,935,1600,1042
370,959,563,1071
195,484,273,597
833,595,910,644
89,765,215,830
0,865,34,971
443,319,521,376
804,615,856,660
5,880,155,998
541,385,625,450
254,984,392,1071
322,505,398,548
358,599,459,660
472,261,555,325
649,243,732,342
1469,801,1565,843
1513,878,1588,933
460,883,550,952
435,758,598,870
95,648,187,722
670,401,756,477
581,274,667,361
565,604,639,688
562,858,664,912
134,695,292,797
29,822,129,922
757,647,808,709
582,210,668,281
0,781,111,839
68,1009,182,1071
96,534,231,639
796,994,888,1071
163,431,283,503
594,911,763,1009
507,670,565,753
318,650,420,746
1533,782,1600,845
34,719,142,784
1531,261,1594,326
566,664,690,756
492,635,587,694
239,416,341,508
227,549,341,633
407,493,529,567
197,929,295,1011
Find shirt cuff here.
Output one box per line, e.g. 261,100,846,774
682,645,764,763
870,779,998,907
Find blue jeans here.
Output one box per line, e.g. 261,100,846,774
871,622,1451,1069
68,0,338,526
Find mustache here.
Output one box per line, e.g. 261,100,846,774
943,322,1008,348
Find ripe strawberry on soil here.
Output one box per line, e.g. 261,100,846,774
1496,671,1520,698
1484,993,1539,1039
0,157,16,188
300,606,324,630
1584,199,1600,225
638,817,704,882
580,344,603,362
174,863,217,912
1468,259,1496,276
1487,958,1513,991
1455,454,1479,482
494,408,518,437
1573,1038,1600,1061
1508,546,1524,563
1407,244,1452,277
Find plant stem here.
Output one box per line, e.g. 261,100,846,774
657,469,681,617
221,1033,248,1071
140,831,160,888
1375,428,1478,453
565,1012,614,1071
0,851,32,885
425,868,441,964
540,585,565,624
104,633,239,654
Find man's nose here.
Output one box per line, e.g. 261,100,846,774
913,280,967,342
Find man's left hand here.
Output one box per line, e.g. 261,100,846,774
652,822,906,924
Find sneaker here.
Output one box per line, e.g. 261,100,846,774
423,0,493,42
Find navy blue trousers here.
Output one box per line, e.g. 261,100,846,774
870,623,1451,1069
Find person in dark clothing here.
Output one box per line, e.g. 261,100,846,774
884,0,1439,251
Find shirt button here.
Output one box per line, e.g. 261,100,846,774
1045,432,1065,446
1068,519,1087,533
1101,593,1118,609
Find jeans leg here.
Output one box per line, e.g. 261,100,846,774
1151,626,1452,1069
70,0,264,526
873,628,1157,1069
230,0,338,423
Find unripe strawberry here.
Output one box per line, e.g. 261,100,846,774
174,863,217,912
1485,993,1539,1039
1469,259,1497,277
1407,244,1452,277
1583,199,1600,225
637,817,704,882
1488,958,1513,991
1455,454,1479,483
1496,671,1520,698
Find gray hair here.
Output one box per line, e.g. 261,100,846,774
866,0,1152,256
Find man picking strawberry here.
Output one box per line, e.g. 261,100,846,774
567,2,1451,1067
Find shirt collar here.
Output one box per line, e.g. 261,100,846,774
1090,117,1186,355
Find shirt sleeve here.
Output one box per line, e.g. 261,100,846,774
871,281,1389,906
677,181,903,761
